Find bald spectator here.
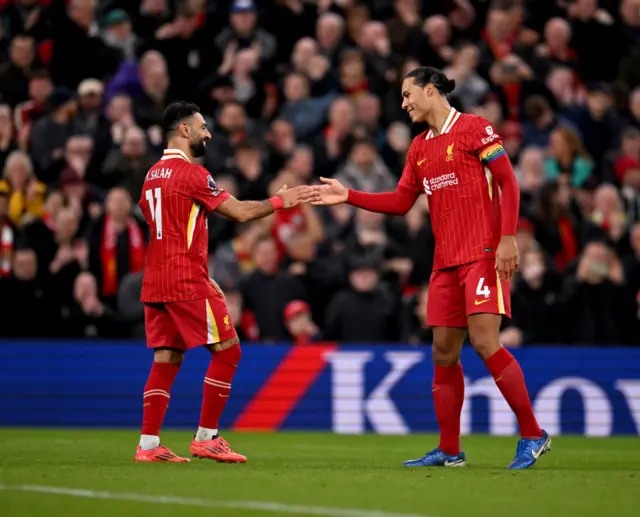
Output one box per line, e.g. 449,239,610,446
134,58,171,133
358,21,401,95
102,126,157,196
411,15,454,70
57,271,123,337
314,97,356,175
530,17,577,78
316,12,345,66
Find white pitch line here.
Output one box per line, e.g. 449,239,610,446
0,484,434,517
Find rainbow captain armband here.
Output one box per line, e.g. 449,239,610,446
269,196,284,211
479,143,506,164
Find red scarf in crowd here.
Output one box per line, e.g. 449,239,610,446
555,216,578,273
100,216,146,296
0,222,13,277
239,310,260,341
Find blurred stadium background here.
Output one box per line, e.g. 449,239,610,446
1,0,639,516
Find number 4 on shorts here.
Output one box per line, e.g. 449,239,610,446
476,277,490,298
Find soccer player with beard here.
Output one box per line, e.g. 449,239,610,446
309,68,551,469
135,102,312,462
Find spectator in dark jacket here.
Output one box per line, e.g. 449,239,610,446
324,255,399,342
560,240,627,344
240,235,306,341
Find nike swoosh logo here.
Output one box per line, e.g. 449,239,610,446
444,459,465,467
417,159,426,166
531,445,544,459
474,299,490,306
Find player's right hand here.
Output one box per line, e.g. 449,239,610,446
309,177,348,206
277,184,315,208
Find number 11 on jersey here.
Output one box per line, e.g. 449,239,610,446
145,187,163,239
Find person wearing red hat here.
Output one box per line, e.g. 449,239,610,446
283,299,319,346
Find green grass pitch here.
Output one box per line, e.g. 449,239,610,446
0,429,638,517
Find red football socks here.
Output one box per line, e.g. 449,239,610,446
199,345,242,429
433,363,465,456
141,362,180,436
485,347,542,438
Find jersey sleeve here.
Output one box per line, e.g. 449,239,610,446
186,166,231,212
398,138,422,193
467,117,507,166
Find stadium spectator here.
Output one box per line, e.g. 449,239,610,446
29,87,77,180
283,299,319,346
59,271,122,337
46,206,87,306
401,282,433,345
88,187,146,308
544,126,595,187
0,34,36,108
560,239,627,344
0,247,50,337
0,149,45,225
324,254,399,342
240,235,306,341
0,180,17,277
101,125,157,196
500,246,562,346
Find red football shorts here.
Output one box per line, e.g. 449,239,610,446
144,296,237,350
427,259,511,328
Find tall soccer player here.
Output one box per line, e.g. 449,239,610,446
309,67,551,469
135,102,312,463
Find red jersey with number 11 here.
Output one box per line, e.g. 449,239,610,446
139,148,230,303
398,109,507,271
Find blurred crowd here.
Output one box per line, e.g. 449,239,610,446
1,0,640,345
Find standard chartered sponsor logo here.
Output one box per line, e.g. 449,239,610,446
429,172,459,191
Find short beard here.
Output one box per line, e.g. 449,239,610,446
190,140,206,158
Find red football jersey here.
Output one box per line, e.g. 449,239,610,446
399,109,507,270
139,149,230,302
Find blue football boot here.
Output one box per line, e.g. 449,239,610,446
507,429,552,469
403,448,467,468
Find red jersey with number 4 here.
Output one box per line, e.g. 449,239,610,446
399,109,507,271
139,149,230,303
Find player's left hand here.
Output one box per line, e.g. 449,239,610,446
209,278,225,299
495,235,519,281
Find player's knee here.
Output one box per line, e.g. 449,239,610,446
153,348,184,365
468,330,500,360
431,340,459,367
227,344,242,367
214,339,242,367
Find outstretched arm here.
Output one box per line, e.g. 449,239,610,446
346,185,421,216
310,177,420,216
216,196,281,223
187,167,313,223
216,185,313,223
